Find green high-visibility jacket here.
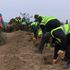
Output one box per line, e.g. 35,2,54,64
37,28,43,37
40,16,56,25
31,22,39,27
15,19,22,24
51,23,70,43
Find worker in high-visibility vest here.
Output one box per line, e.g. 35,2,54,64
36,22,70,68
34,14,62,33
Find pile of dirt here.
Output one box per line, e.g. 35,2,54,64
0,30,69,70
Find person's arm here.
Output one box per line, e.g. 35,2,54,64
38,32,51,53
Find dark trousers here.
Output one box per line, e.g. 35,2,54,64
53,43,60,59
64,33,70,61
32,26,38,39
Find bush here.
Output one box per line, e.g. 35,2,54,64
0,32,6,45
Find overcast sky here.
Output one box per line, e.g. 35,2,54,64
0,0,70,22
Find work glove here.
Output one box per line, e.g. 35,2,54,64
58,50,65,59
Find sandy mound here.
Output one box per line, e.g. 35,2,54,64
0,30,69,70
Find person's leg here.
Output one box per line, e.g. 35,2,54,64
65,34,70,60
63,34,70,69
63,45,70,69
33,27,38,39
53,44,60,59
53,43,60,64
35,33,47,53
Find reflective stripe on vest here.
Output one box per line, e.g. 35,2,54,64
51,27,63,43
51,27,63,38
51,24,70,43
